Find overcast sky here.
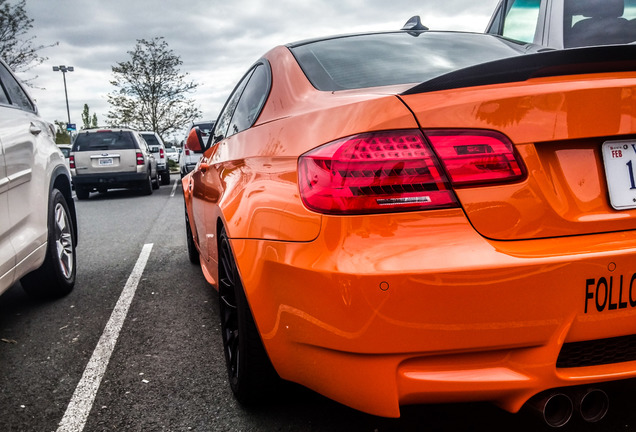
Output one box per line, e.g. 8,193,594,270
20,0,500,142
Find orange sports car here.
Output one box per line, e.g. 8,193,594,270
183,17,636,427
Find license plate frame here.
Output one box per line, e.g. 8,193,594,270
602,140,636,210
98,157,114,166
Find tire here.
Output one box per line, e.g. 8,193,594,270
76,186,89,200
21,188,76,299
184,206,199,265
140,170,153,195
152,170,160,190
161,171,171,185
218,228,278,405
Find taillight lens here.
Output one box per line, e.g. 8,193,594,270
185,149,191,156
136,151,144,165
424,130,525,186
298,130,457,215
160,148,165,159
69,155,75,169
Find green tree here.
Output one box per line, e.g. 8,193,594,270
81,103,98,129
0,0,57,75
54,120,70,144
107,37,201,137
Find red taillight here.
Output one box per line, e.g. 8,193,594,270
424,130,525,186
69,155,75,169
136,151,144,165
298,130,457,215
160,148,165,159
185,149,191,156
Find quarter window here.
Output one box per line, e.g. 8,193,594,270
0,63,34,112
213,69,254,143
227,64,270,136
502,0,542,43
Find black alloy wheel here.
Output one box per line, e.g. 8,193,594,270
218,228,278,405
184,205,199,265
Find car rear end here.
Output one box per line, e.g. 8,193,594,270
141,131,169,184
70,129,149,195
217,35,636,420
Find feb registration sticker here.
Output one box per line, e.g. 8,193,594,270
602,140,636,210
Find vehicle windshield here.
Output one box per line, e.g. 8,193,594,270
72,131,136,151
141,133,160,147
289,32,526,91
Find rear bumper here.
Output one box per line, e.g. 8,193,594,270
231,209,636,417
157,163,168,173
73,172,147,189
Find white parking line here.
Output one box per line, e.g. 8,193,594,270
170,178,179,197
56,243,154,432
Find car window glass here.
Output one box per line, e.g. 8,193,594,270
72,131,137,151
0,81,9,105
626,0,636,19
291,32,526,91
227,64,269,136
502,0,541,43
141,134,159,146
0,63,34,111
213,69,255,142
564,0,636,47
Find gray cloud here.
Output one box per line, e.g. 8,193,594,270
22,0,499,140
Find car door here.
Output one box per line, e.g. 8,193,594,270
191,63,270,264
0,61,42,291
0,109,14,290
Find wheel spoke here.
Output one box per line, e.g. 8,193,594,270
53,203,73,279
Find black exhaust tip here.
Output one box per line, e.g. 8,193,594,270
579,388,609,423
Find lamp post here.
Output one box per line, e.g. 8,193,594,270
52,65,74,130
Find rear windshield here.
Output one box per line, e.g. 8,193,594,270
289,32,525,91
72,131,137,151
141,133,159,147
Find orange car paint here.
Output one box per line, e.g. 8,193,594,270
184,44,636,417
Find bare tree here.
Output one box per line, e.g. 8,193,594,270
0,0,57,75
107,37,201,138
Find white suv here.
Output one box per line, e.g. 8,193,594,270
70,128,159,199
0,59,78,299
140,131,171,185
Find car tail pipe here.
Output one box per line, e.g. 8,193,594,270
525,387,609,427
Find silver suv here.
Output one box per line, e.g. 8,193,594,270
0,58,78,299
70,128,159,199
140,131,171,185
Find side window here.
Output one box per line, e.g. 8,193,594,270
227,64,270,137
502,0,542,43
0,79,9,105
213,69,255,143
0,63,34,112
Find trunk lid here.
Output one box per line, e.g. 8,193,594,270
400,48,636,240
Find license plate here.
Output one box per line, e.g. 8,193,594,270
602,140,636,210
99,158,113,166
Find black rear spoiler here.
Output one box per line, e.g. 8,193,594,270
402,44,636,95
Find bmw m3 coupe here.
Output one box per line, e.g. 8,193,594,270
183,17,636,427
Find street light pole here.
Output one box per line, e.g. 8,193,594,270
52,65,74,129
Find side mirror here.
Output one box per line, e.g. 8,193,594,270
186,127,205,153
